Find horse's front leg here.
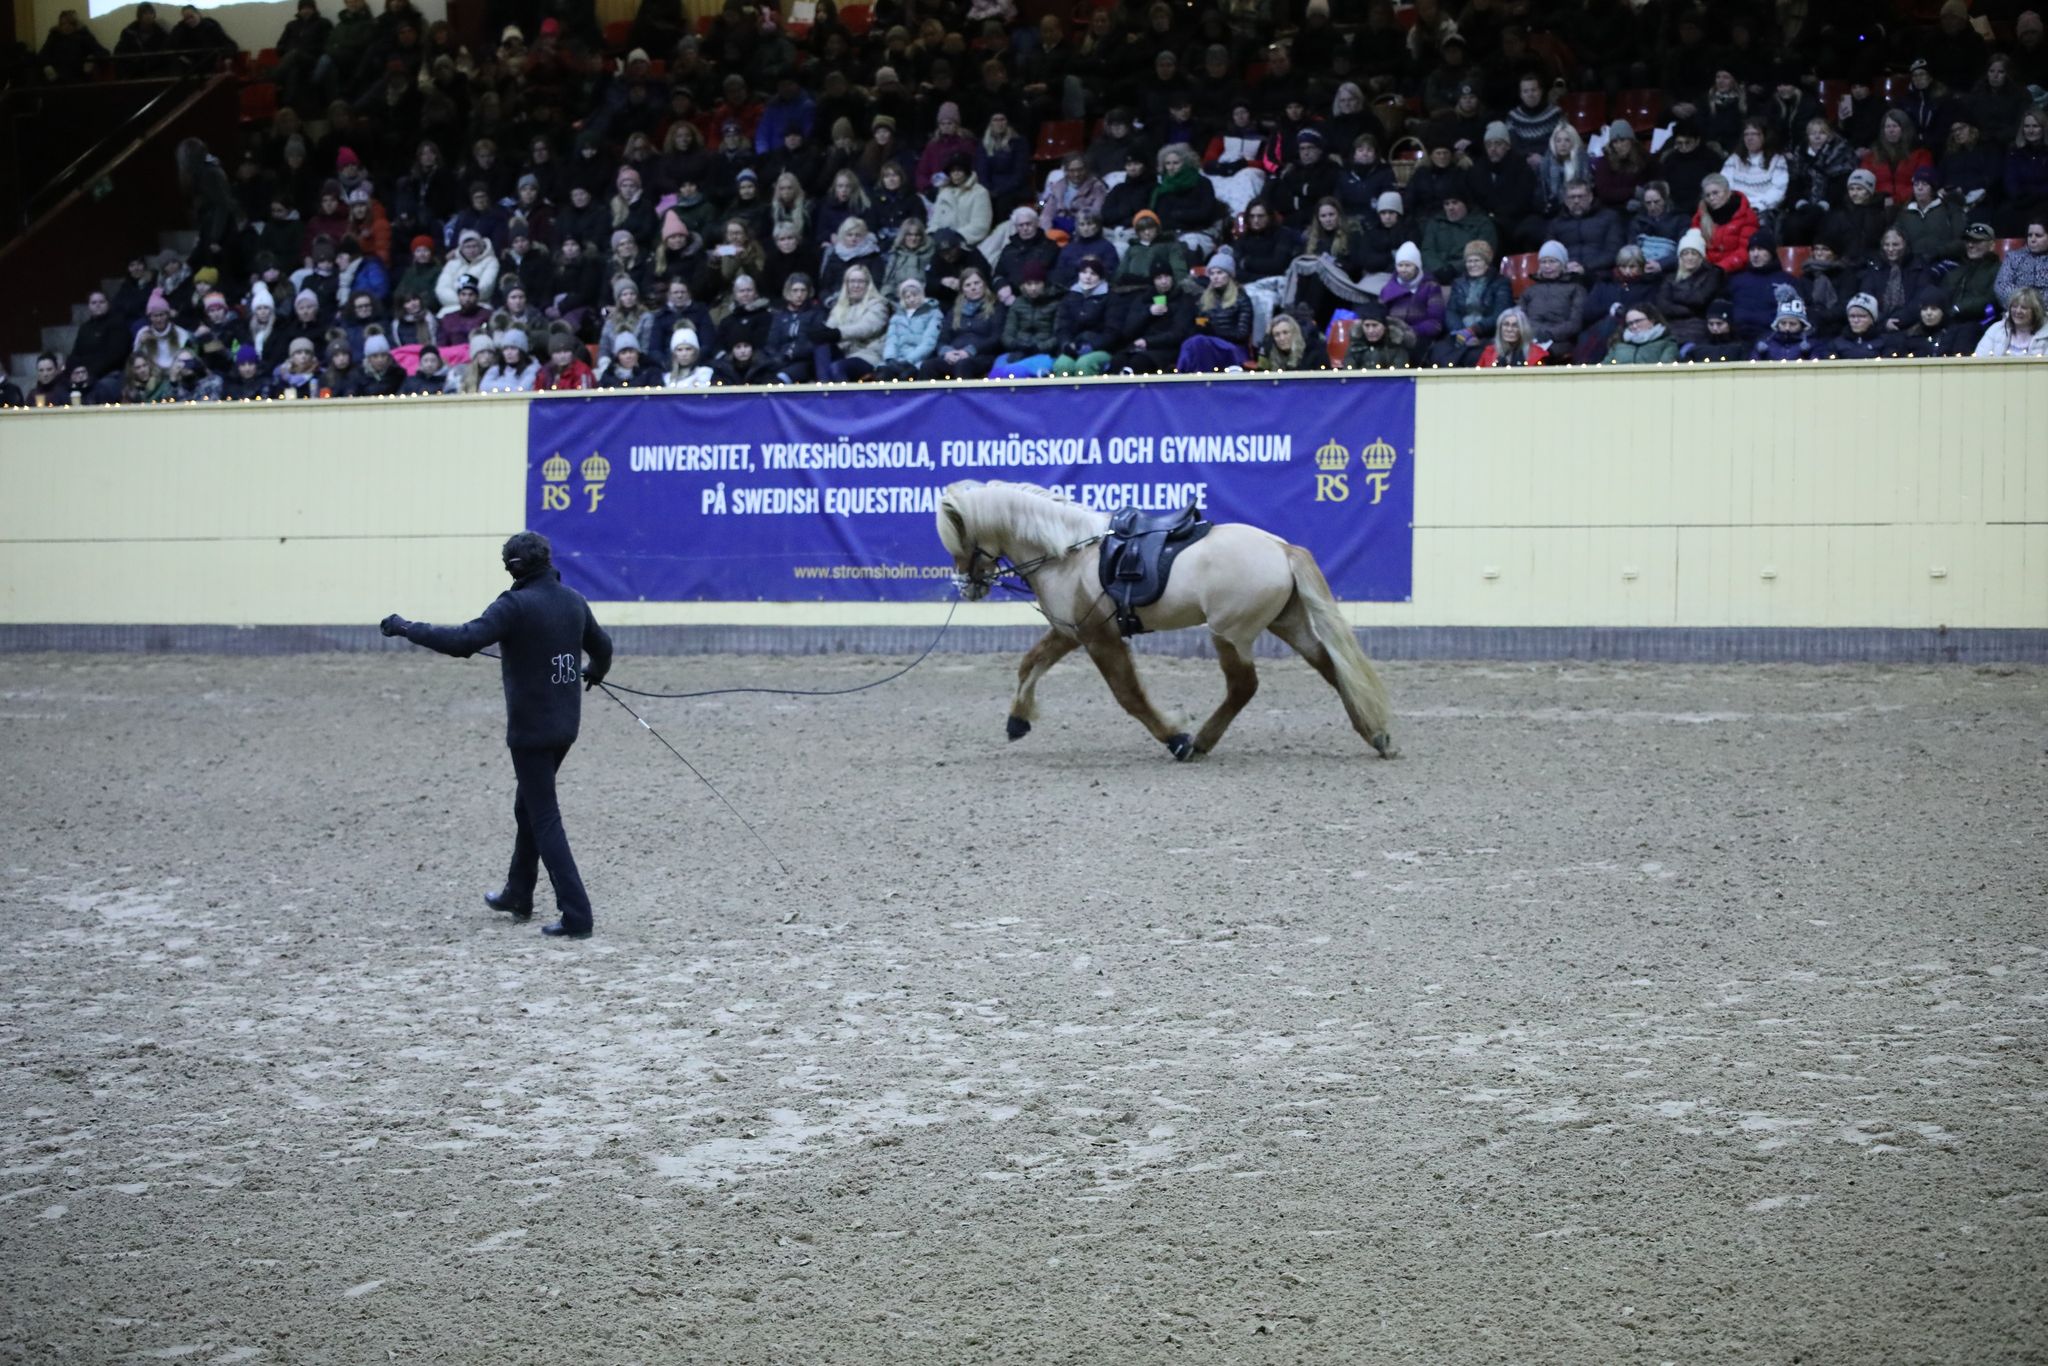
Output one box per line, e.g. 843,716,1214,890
1083,632,1195,761
1008,629,1079,740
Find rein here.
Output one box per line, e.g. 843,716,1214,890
959,533,1112,637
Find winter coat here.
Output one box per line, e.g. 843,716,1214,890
1630,208,1691,266
1343,318,1418,369
825,292,890,364
1442,274,1512,338
1379,274,1445,343
1055,283,1118,355
760,303,839,368
1821,329,1886,360
1789,138,1859,212
715,298,773,353
937,297,1004,357
1232,225,1302,283
1476,340,1548,367
1974,320,2048,357
1859,148,1933,206
1857,260,1936,327
1604,325,1679,364
1589,154,1648,213
1519,278,1586,344
929,176,994,246
478,359,540,393
1820,201,1890,267
998,293,1062,356
1190,289,1253,346
1418,214,1498,281
1681,335,1751,363
1052,233,1122,289
1945,254,2002,326
1473,153,1540,226
1721,152,1790,215
1994,247,2048,308
881,301,943,366
1654,264,1727,344
398,568,613,750
1114,238,1191,292
1150,174,1223,234
882,240,935,300
1894,197,1966,266
434,246,500,310
991,234,1061,291
1110,288,1197,358
1691,193,1759,275
1582,275,1656,328
1547,207,1626,274
1727,264,1806,337
2004,147,2048,209
1752,330,1816,361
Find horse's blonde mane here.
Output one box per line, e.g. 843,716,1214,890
942,480,1108,554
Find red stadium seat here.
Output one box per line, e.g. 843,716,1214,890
1778,245,1812,277
1325,318,1355,365
1612,88,1663,132
602,20,631,51
254,46,279,70
696,14,715,34
238,82,277,124
1034,119,1086,163
1998,237,2023,256
1559,91,1607,136
840,4,873,35
1501,251,1538,299
1879,72,1913,103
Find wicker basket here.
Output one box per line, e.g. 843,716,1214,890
1389,136,1425,185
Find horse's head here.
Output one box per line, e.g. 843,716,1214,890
938,480,997,600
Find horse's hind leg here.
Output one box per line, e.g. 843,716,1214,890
1083,634,1194,760
1192,636,1259,756
1008,629,1078,740
1268,599,1382,750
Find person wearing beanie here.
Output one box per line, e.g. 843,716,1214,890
662,326,714,389
435,272,491,348
478,327,539,393
1273,127,1343,228
1331,130,1398,225
1820,167,1890,265
988,258,1062,378
537,334,594,392
1654,226,1727,347
1380,239,1446,351
1823,291,1888,360
133,288,189,371
350,330,401,395
1520,239,1587,350
917,102,979,191
1343,298,1418,371
1417,186,1497,284
1753,285,1815,361
1590,118,1651,215
596,332,655,388
1681,296,1749,363
221,342,278,400
1049,257,1120,377
1176,248,1256,372
1113,206,1190,295
1727,228,1805,339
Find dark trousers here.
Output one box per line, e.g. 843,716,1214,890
506,744,592,929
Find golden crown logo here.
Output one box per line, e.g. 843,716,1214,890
1315,438,1351,472
580,453,611,483
1363,439,1398,471
542,453,571,483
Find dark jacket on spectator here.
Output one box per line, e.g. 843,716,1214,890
1109,287,1195,360
1727,259,1807,337
1473,152,1540,228
1233,222,1302,281
1654,263,1726,344
760,301,839,368
1820,199,1888,266
998,292,1062,355
1055,281,1118,355
1548,205,1625,273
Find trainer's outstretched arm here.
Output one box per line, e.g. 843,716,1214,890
379,596,516,658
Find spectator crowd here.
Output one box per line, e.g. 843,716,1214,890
7,0,2048,406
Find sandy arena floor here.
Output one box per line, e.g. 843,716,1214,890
0,649,2044,1365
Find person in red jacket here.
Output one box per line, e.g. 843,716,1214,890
539,332,596,389
1691,174,1760,275
1859,109,1934,209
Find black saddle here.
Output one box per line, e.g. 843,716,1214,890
1097,505,1212,637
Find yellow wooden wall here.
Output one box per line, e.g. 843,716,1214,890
2,364,2043,631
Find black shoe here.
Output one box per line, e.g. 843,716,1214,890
484,890,533,920
541,920,592,939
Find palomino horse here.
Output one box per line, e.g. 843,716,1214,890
936,480,1395,760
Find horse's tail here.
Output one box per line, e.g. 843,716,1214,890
1285,544,1395,756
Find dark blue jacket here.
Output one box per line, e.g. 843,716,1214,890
402,569,613,749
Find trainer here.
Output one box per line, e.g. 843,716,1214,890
380,531,614,939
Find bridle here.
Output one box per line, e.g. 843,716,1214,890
954,534,1104,601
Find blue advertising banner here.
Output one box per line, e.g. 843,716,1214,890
526,377,1415,603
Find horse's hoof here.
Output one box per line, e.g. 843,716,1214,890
1165,732,1197,761
1370,732,1398,759
1006,716,1031,741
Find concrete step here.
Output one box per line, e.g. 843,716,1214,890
10,351,40,389
158,228,199,258
72,301,91,325
102,277,124,299
42,323,78,359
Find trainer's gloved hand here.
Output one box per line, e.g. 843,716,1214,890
584,667,607,692
380,614,410,637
